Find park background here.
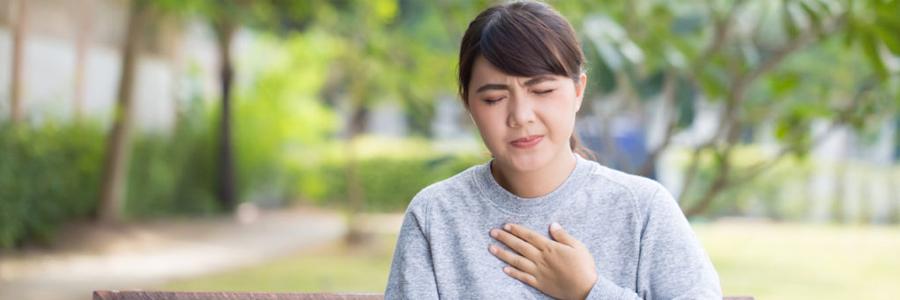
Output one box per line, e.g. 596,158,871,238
1,0,899,299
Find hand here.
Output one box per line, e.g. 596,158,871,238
489,222,597,300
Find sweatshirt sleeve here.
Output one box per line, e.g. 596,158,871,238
585,183,722,300
384,197,439,300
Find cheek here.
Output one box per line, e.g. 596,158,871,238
470,108,506,144
541,98,578,139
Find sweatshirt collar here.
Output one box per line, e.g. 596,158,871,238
474,154,593,216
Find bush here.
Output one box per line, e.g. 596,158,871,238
0,121,104,248
0,116,481,248
290,137,487,212
125,119,220,218
0,116,222,248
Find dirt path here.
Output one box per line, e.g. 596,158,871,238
0,206,348,300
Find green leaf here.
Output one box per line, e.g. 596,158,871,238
782,1,801,39
799,0,824,33
861,32,889,79
770,72,801,98
875,26,900,55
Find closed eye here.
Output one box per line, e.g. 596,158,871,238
534,89,555,95
484,97,505,105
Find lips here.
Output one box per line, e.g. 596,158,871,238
510,135,543,148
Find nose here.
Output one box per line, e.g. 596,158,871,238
507,96,536,128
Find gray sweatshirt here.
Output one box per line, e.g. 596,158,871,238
385,155,722,299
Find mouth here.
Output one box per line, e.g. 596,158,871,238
510,135,543,149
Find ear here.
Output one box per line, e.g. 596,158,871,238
574,73,587,112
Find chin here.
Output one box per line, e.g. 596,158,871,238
503,150,554,173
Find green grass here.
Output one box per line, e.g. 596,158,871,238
695,221,900,300
163,234,396,293
163,222,900,299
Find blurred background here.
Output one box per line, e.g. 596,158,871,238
0,0,898,299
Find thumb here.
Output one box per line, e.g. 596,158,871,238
549,222,579,247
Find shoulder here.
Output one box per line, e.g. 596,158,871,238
581,160,672,219
405,162,483,215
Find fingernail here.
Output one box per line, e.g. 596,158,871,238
489,245,497,254
490,229,498,237
504,224,512,231
503,267,511,273
550,222,562,231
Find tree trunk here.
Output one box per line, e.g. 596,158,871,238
72,0,94,120
9,0,27,123
345,104,370,245
214,19,237,212
97,0,147,223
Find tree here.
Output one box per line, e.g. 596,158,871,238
155,0,320,212
560,0,900,217
97,0,151,222
211,4,239,212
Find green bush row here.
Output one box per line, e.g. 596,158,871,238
0,121,487,248
0,122,104,248
292,154,486,212
0,120,223,249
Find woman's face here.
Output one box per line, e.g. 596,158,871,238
466,55,586,173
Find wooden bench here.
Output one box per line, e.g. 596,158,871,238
94,291,753,299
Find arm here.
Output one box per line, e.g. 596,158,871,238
384,200,439,300
627,184,723,299
492,183,721,300
490,222,641,300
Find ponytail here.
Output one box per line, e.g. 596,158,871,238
570,134,596,161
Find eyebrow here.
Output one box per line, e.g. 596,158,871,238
474,75,556,93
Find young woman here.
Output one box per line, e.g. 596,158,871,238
385,2,721,299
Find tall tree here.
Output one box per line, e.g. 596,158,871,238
97,0,150,222
212,6,238,212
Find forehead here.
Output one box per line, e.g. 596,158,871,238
470,55,507,82
470,56,562,83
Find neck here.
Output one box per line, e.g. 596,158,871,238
491,151,577,198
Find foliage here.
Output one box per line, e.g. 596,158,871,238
125,113,220,219
5,0,900,248
0,121,104,248
233,30,340,203
289,137,487,212
0,109,220,247
555,0,900,215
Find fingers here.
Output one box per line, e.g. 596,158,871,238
489,244,536,274
490,228,540,258
548,222,580,247
502,265,538,288
503,223,552,250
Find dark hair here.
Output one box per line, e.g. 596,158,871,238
458,1,594,159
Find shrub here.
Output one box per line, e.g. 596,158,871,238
0,121,104,248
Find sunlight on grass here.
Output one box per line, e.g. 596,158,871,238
163,222,900,299
695,221,900,300
163,234,396,293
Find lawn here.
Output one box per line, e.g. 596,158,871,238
163,221,900,299
694,221,900,300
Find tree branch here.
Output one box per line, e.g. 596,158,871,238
730,80,877,184
639,69,679,177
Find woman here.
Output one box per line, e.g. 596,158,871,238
385,2,721,299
